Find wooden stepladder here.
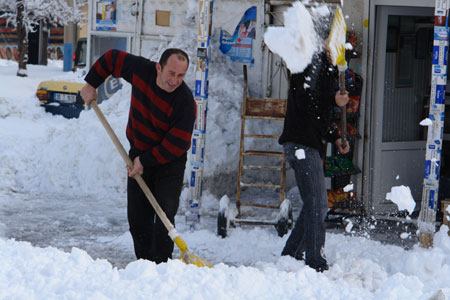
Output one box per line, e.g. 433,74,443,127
235,65,287,223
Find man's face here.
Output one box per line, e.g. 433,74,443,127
156,55,188,93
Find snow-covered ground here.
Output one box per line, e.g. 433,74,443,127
1,1,450,299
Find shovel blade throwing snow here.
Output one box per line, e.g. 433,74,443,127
327,7,348,148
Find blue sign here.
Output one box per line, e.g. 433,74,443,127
436,85,445,104
219,6,256,64
433,46,439,64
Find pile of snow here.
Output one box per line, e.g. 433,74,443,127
0,31,244,199
1,227,450,299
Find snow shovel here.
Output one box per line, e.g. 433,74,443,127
327,7,348,148
90,101,212,268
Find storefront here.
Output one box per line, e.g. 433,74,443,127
84,0,446,221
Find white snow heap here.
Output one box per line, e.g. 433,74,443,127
264,2,318,73
277,199,292,221
385,185,416,215
218,195,230,217
420,118,433,126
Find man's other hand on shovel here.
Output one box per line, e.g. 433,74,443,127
127,157,144,177
335,90,349,107
80,83,97,105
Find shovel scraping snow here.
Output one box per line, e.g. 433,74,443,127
90,101,212,268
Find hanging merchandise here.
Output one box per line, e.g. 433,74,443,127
418,0,450,247
186,0,214,228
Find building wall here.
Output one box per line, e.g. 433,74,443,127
343,0,364,74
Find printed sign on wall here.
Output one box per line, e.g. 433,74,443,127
219,6,256,64
96,0,117,31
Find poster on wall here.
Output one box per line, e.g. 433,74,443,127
219,6,256,64
96,0,117,31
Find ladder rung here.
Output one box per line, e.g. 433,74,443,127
244,134,280,139
243,165,282,170
243,150,283,157
245,115,284,120
267,0,341,6
239,203,280,209
241,183,281,188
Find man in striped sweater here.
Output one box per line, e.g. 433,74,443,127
80,48,196,264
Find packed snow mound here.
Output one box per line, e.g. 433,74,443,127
0,24,244,198
1,226,450,299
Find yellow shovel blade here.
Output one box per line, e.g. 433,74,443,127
327,7,347,68
174,236,212,268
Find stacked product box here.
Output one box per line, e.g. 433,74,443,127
187,0,213,227
419,0,449,238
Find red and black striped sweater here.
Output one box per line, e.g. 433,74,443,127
85,49,196,167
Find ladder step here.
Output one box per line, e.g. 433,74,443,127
243,165,282,170
243,150,283,157
239,203,280,209
241,183,281,188
245,115,284,120
244,134,280,139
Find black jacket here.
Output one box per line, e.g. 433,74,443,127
279,52,340,158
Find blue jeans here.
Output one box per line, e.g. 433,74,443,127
281,142,328,268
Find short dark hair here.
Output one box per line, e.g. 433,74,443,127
159,48,189,69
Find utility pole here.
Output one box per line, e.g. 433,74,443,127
63,0,76,71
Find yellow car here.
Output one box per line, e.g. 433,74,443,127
36,80,85,118
36,76,122,119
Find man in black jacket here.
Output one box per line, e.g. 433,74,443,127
279,52,349,272
81,48,195,264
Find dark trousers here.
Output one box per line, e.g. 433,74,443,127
127,155,186,264
281,142,328,268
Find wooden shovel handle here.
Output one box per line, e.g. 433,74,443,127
339,71,347,149
90,101,175,233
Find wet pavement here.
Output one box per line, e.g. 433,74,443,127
0,189,422,269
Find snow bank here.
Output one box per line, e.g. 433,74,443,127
1,226,450,299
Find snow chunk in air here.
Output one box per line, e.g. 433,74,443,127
385,185,416,215
420,118,432,126
264,2,318,73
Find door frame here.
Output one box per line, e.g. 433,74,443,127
362,0,435,214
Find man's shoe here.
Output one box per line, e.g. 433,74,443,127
306,260,329,272
281,249,304,261
315,262,329,272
